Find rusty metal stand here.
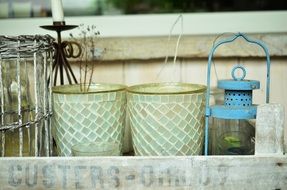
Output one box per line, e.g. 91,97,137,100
40,22,80,86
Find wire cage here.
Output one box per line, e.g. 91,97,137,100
0,35,54,156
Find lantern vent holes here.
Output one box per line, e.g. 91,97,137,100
224,90,252,107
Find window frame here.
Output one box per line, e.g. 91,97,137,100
0,11,286,38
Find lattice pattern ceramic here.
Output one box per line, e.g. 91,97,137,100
127,83,206,156
52,84,126,156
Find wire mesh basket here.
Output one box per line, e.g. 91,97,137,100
52,83,126,156
127,83,206,156
0,35,54,156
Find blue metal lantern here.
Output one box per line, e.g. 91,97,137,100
205,33,271,155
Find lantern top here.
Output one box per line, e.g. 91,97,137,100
218,79,260,90
217,65,260,90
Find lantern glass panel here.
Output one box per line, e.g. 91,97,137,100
209,118,255,155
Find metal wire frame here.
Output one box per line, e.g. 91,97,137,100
0,35,54,157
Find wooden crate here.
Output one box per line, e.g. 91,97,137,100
0,104,286,190
1,155,286,190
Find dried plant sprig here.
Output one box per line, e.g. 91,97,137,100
69,24,100,92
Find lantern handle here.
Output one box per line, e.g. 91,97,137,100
204,33,271,155
231,65,246,81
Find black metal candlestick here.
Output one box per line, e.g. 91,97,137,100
40,22,81,86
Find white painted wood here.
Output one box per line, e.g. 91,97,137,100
0,156,286,189
123,60,182,86
0,11,286,38
73,58,287,151
73,33,287,61
255,104,285,155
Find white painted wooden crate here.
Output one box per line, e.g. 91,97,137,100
0,104,286,190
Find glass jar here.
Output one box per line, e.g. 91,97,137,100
210,118,255,155
71,141,121,156
208,88,255,155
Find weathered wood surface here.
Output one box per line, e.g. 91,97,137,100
78,33,287,61
256,104,285,155
0,156,286,190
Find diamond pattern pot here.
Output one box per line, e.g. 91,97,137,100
127,83,206,156
52,84,126,156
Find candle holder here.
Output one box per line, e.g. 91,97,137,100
40,22,81,86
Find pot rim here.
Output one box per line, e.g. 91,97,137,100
52,83,126,94
127,82,206,95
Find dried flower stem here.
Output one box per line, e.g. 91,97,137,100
70,24,100,92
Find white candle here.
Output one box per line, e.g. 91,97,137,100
51,0,64,22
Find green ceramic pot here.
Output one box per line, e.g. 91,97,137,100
127,82,206,156
52,83,126,156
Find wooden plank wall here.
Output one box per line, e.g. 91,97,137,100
69,33,287,152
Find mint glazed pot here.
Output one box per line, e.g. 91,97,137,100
127,83,206,156
52,83,126,156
